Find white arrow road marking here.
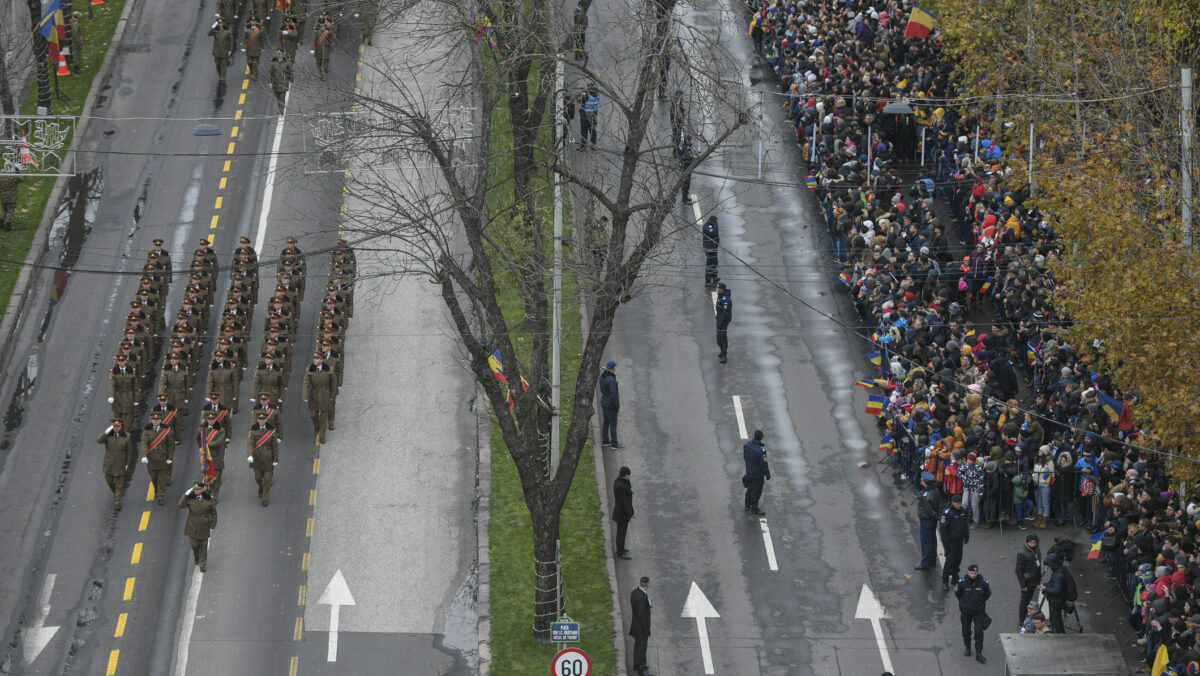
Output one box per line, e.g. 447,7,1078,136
318,569,356,662
731,395,748,440
254,91,290,253
23,573,59,665
759,518,778,571
854,584,894,674
681,581,719,674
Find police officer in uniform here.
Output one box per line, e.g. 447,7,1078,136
940,493,970,591
678,135,695,204
954,563,991,663
247,411,279,506
179,481,217,572
96,419,131,509
915,471,942,570
140,411,174,505
302,352,336,443
701,215,719,286
715,282,731,364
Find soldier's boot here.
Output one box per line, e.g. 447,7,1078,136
256,479,263,499
198,544,208,572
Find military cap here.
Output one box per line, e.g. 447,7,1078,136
152,238,164,245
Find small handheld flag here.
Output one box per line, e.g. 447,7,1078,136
865,394,886,415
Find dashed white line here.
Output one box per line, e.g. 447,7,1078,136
759,518,778,571
731,395,748,440
254,91,289,253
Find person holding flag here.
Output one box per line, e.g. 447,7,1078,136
197,410,227,500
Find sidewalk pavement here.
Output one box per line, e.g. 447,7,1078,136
302,3,480,670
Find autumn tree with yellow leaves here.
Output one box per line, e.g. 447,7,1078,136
930,0,1200,462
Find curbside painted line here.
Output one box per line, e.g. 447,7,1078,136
475,386,492,675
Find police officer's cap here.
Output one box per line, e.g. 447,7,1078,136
950,493,963,503
716,282,727,289
967,563,979,572
920,471,935,482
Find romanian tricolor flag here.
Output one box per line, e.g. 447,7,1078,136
805,174,818,192
1151,644,1170,676
1096,391,1124,422
838,271,853,286
978,277,993,294
37,0,66,63
879,440,894,454
865,394,886,415
487,349,509,385
1087,530,1104,560
1026,343,1038,366
866,352,882,367
855,379,877,389
903,5,936,40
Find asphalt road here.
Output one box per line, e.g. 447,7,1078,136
585,1,1142,675
0,1,478,675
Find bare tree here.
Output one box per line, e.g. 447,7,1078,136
331,0,748,640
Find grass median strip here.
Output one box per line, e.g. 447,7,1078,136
0,0,127,322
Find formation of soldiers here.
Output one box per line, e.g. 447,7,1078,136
205,0,379,99
97,233,357,573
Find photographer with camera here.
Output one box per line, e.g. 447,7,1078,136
1041,551,1077,633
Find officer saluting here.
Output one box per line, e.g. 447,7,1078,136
954,563,991,663
96,419,132,509
179,481,217,572
247,411,279,506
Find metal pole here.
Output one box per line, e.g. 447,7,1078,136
920,126,926,167
551,57,564,475
555,539,563,653
866,126,872,176
757,89,763,179
1183,67,1193,254
1028,123,1035,192
973,124,980,162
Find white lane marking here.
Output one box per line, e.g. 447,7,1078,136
731,395,748,440
173,560,206,676
937,528,946,569
710,289,718,314
759,518,778,571
318,569,357,662
23,573,59,665
690,195,702,223
681,582,719,675
254,91,290,254
854,584,894,674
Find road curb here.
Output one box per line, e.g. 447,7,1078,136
582,297,628,675
475,388,492,675
0,0,137,385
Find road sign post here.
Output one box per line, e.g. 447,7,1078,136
550,615,580,643
551,647,591,676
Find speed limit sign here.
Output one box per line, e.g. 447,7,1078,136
551,647,591,676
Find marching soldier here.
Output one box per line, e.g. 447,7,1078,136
234,235,259,270
282,236,306,274
331,275,354,318
222,294,251,327
252,351,287,402
179,298,206,334
199,392,231,426
116,340,147,395
317,338,343,429
274,282,299,317
335,237,356,266
197,411,227,500
151,392,182,445
247,411,279,506
269,49,291,111
206,350,242,413
302,352,336,443
149,238,172,275
218,0,238,21
193,238,218,271
279,266,304,302
312,14,335,79
251,392,282,440
217,330,248,369
265,298,295,341
208,18,234,83
317,310,346,343
243,15,266,78
185,278,212,313
179,481,217,572
159,348,194,405
140,411,175,504
143,262,168,297
108,354,139,431
135,288,163,333
357,0,376,44
279,13,300,64
96,419,132,509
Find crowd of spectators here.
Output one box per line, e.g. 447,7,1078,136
746,0,1200,669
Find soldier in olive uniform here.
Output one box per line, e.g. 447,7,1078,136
140,411,175,504
151,392,183,446
317,338,343,429
193,238,218,270
243,16,265,78
252,351,287,402
200,392,231,426
0,166,21,231
218,0,238,21
251,392,282,440
279,14,300,64
302,352,336,443
96,419,131,508
269,49,291,111
356,0,376,44
109,354,139,431
312,14,335,79
247,411,279,506
149,238,171,274
197,411,227,500
208,18,234,83
206,350,242,413
179,481,217,572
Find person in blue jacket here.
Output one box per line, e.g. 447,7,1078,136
743,430,770,516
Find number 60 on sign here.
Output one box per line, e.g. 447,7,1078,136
551,648,591,676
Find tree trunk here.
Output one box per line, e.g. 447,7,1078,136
529,489,562,643
0,36,16,140
27,0,52,114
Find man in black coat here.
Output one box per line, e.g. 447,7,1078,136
915,471,942,570
1040,553,1072,633
715,283,732,364
1015,533,1042,627
955,564,992,663
702,215,720,286
630,576,652,675
599,360,623,449
612,466,634,559
743,430,770,516
940,494,970,590
990,354,1019,401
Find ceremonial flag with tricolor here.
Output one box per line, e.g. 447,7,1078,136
978,277,993,294
37,0,66,63
1026,343,1038,366
865,394,886,415
1095,391,1124,422
855,379,877,389
903,5,936,39
838,271,853,286
1087,530,1104,560
805,174,818,192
